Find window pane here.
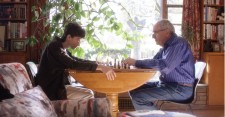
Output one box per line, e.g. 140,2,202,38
168,8,183,24
174,25,182,36
111,0,162,59
167,0,183,5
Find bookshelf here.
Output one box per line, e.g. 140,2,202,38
201,0,224,105
201,0,224,53
0,0,30,64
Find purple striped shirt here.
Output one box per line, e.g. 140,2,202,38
135,33,195,84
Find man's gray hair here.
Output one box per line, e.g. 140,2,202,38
158,19,175,33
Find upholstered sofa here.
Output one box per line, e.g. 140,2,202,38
0,62,112,117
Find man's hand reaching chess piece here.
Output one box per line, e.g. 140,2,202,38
122,57,136,66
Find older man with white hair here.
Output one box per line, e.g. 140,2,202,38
122,19,195,110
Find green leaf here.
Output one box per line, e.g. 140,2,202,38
99,0,108,4
27,36,39,47
80,11,86,17
98,25,103,30
69,47,85,58
100,6,108,12
93,16,100,21
52,13,62,22
65,9,73,18
75,2,80,11
75,12,81,19
32,11,39,21
126,44,133,49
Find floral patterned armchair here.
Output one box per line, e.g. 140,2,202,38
0,62,112,117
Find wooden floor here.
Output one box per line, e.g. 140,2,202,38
158,106,224,117
120,106,224,117
189,106,224,117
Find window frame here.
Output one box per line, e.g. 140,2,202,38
162,0,183,35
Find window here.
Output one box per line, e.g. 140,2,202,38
93,0,184,61
163,0,183,36
82,0,163,61
50,0,165,61
118,0,163,59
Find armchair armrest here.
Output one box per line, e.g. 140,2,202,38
51,98,112,117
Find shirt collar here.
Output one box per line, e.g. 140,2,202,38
164,33,177,48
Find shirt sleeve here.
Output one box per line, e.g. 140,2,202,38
48,42,97,71
135,40,187,75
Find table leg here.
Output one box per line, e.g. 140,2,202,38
106,93,119,117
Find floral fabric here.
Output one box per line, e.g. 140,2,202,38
0,86,57,117
66,85,94,100
0,63,32,94
182,0,201,60
52,98,112,117
0,62,112,117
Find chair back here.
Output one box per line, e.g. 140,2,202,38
194,61,206,85
192,61,206,100
25,61,38,86
177,61,206,103
158,61,207,109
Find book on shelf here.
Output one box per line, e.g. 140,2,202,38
7,22,27,39
204,0,224,5
0,25,5,48
204,24,224,40
0,4,26,19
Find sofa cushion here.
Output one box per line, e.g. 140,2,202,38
52,98,112,117
0,86,57,117
0,63,33,95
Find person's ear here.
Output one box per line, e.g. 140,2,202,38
165,31,171,38
66,35,72,41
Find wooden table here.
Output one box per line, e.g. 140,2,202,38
69,68,156,117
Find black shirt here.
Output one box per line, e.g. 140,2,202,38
36,37,97,100
0,84,14,101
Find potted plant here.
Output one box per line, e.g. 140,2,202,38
182,23,201,60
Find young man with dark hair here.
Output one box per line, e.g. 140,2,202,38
36,22,116,100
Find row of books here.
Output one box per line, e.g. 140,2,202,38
204,0,224,5
203,24,224,40
204,7,224,21
0,4,26,19
7,22,27,39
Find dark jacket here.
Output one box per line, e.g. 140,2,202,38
0,84,14,101
36,37,97,100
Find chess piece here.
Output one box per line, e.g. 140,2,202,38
126,64,130,69
109,61,113,68
121,58,125,69
113,58,117,69
117,60,120,69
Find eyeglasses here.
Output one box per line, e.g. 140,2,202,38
152,28,168,38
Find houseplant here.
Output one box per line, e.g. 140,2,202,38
29,0,142,60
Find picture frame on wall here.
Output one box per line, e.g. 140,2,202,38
11,40,26,51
